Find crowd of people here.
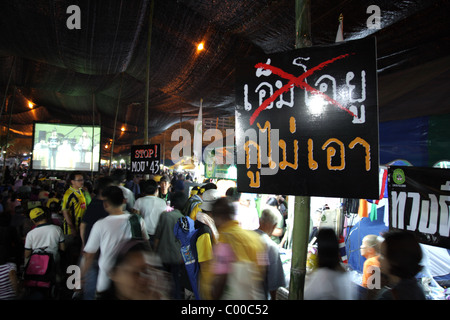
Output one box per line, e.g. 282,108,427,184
0,164,428,300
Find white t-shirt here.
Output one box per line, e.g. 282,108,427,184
119,185,135,211
304,267,357,300
24,223,64,260
83,212,149,292
133,196,167,235
233,202,260,230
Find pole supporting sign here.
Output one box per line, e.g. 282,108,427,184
130,144,161,174
235,37,379,199
389,166,450,249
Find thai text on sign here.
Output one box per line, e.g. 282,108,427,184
235,37,379,199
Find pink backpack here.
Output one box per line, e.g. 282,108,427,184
23,249,55,288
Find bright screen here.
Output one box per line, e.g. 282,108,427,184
31,122,101,172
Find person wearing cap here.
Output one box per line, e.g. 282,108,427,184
24,207,65,266
181,186,201,217
194,191,220,265
185,182,217,221
196,189,220,243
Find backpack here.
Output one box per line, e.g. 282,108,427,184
23,248,56,288
129,213,144,240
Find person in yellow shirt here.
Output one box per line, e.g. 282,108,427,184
194,189,220,267
360,234,381,288
200,197,267,300
61,171,87,266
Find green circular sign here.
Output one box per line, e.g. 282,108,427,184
393,168,406,185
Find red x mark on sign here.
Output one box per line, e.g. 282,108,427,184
249,53,357,125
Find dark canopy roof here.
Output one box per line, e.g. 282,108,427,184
0,0,449,154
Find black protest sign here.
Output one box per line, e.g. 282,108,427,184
130,144,161,174
388,166,450,249
235,37,379,199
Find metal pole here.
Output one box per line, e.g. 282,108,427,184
288,0,312,300
109,74,123,174
162,130,166,172
0,56,15,120
91,94,95,179
2,87,16,183
144,0,155,144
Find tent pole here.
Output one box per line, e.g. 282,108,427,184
91,93,95,180
109,74,123,174
144,0,155,145
2,87,16,184
288,0,312,300
162,129,166,172
0,56,15,120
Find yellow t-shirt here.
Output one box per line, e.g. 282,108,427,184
196,233,213,263
62,187,87,235
189,203,201,220
199,220,267,299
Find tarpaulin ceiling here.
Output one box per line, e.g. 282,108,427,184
0,0,449,155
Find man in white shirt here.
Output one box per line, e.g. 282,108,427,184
80,186,148,297
254,207,286,300
231,191,260,231
111,169,135,211
133,179,167,246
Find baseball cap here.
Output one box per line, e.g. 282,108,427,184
30,207,45,220
46,197,60,208
199,189,221,212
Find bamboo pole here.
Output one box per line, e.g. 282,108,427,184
288,0,312,300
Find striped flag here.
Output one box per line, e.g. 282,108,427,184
339,235,348,264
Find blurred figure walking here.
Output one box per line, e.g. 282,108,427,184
201,197,267,300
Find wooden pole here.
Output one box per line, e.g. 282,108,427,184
288,0,312,300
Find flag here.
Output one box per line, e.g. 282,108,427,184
335,14,344,42
339,235,348,264
358,199,369,218
193,99,203,163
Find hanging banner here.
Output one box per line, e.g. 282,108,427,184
235,37,379,199
388,166,450,249
204,146,237,180
130,144,161,174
